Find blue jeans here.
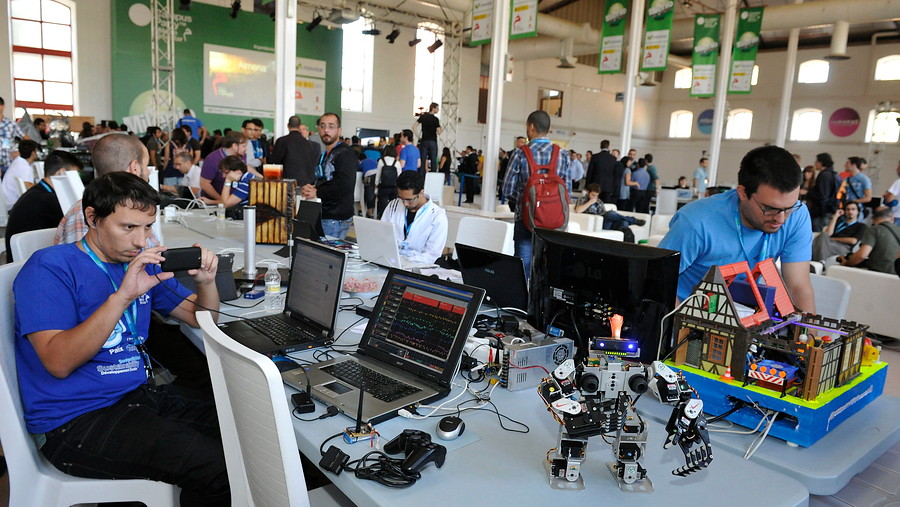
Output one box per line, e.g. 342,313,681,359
601,211,637,230
41,384,229,507
322,217,353,239
514,220,533,280
420,140,438,173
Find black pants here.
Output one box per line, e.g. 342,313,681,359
41,384,230,507
631,188,650,214
462,174,477,203
420,140,438,173
377,187,397,218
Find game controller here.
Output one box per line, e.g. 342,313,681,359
384,429,447,473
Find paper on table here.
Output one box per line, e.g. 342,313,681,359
418,268,462,281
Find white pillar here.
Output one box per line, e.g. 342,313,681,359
707,0,738,187
619,0,646,154
274,0,297,139
482,0,511,212
774,0,803,147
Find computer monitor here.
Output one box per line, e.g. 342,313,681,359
455,243,528,312
529,229,680,364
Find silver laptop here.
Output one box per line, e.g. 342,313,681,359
352,216,437,269
282,269,485,424
218,238,346,355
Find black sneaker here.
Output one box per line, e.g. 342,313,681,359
635,219,646,226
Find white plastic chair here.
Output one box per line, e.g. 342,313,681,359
827,265,900,339
0,182,8,227
650,213,672,236
809,273,851,320
9,227,57,262
656,188,678,215
580,229,626,241
567,213,596,233
0,262,180,507
148,168,160,191
50,170,84,217
646,234,665,247
424,172,444,205
16,177,29,197
453,216,514,259
198,311,313,506
566,221,582,233
353,172,364,215
33,161,45,180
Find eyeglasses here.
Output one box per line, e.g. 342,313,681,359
399,193,420,204
752,196,802,217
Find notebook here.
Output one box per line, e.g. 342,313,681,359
455,243,529,312
218,238,346,355
353,216,437,269
283,269,485,424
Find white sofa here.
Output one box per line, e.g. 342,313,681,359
826,265,900,340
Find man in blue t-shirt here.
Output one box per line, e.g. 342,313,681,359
842,156,872,207
660,146,815,313
14,172,229,505
174,108,204,141
399,129,421,174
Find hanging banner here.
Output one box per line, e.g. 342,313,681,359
598,1,629,74
471,0,493,46
690,14,720,98
510,0,538,39
640,0,674,72
728,7,764,94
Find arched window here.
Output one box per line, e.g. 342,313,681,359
673,68,692,89
11,0,76,117
341,18,374,113
725,109,753,140
798,59,829,84
790,108,822,141
865,109,900,143
874,55,900,81
413,23,444,115
669,110,693,138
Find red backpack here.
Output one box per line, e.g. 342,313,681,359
520,144,569,232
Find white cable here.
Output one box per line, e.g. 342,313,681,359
400,380,471,419
708,414,768,435
744,410,778,459
656,291,711,361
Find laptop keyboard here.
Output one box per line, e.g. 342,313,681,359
322,361,422,402
246,316,317,346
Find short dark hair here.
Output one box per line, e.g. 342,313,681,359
34,118,46,126
816,152,833,168
183,108,192,115
644,153,653,163
317,112,341,128
699,157,709,164
382,144,397,158
858,157,867,166
873,206,893,220
600,140,610,149
92,133,145,176
146,126,160,136
250,118,263,128
287,116,301,129
43,150,82,177
847,157,861,169
585,183,601,194
171,127,188,146
738,145,802,196
0,97,4,105
401,129,414,142
222,131,246,149
397,170,423,193
526,110,551,135
429,102,439,111
17,140,39,159
219,155,246,174
83,172,160,221
843,201,862,214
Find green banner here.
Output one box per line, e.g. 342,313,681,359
640,0,674,72
598,1,629,74
690,14,720,98
510,0,538,40
470,0,493,46
728,7,764,94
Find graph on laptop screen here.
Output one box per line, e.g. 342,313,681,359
367,273,475,375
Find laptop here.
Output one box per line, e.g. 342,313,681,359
353,216,437,269
283,269,485,424
218,238,347,355
455,243,529,312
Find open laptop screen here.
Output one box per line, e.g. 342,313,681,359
362,271,484,378
455,243,528,311
285,238,346,332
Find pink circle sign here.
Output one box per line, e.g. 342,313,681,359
828,108,860,137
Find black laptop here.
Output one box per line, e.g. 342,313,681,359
219,238,347,355
455,243,529,312
283,269,485,424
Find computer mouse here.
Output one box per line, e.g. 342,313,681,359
436,416,465,441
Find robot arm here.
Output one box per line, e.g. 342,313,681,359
649,361,713,476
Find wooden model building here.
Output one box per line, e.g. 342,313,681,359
669,259,867,402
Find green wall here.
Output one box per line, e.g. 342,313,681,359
111,0,342,132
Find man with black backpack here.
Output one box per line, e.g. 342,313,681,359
501,110,571,276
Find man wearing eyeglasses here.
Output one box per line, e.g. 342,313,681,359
380,170,447,265
660,145,815,313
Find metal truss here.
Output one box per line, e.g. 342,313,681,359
151,0,177,127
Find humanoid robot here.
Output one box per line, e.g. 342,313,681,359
537,344,712,492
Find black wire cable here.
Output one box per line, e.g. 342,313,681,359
451,399,530,433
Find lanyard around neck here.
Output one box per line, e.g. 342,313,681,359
80,238,141,344
404,200,430,238
734,211,769,268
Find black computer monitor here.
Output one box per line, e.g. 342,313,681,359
455,243,528,312
529,229,680,364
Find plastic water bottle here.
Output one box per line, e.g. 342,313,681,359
264,262,281,311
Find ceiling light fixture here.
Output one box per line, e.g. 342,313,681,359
386,28,401,44
179,0,190,11
409,38,422,47
427,39,443,53
362,26,381,36
229,0,240,19
306,14,323,32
